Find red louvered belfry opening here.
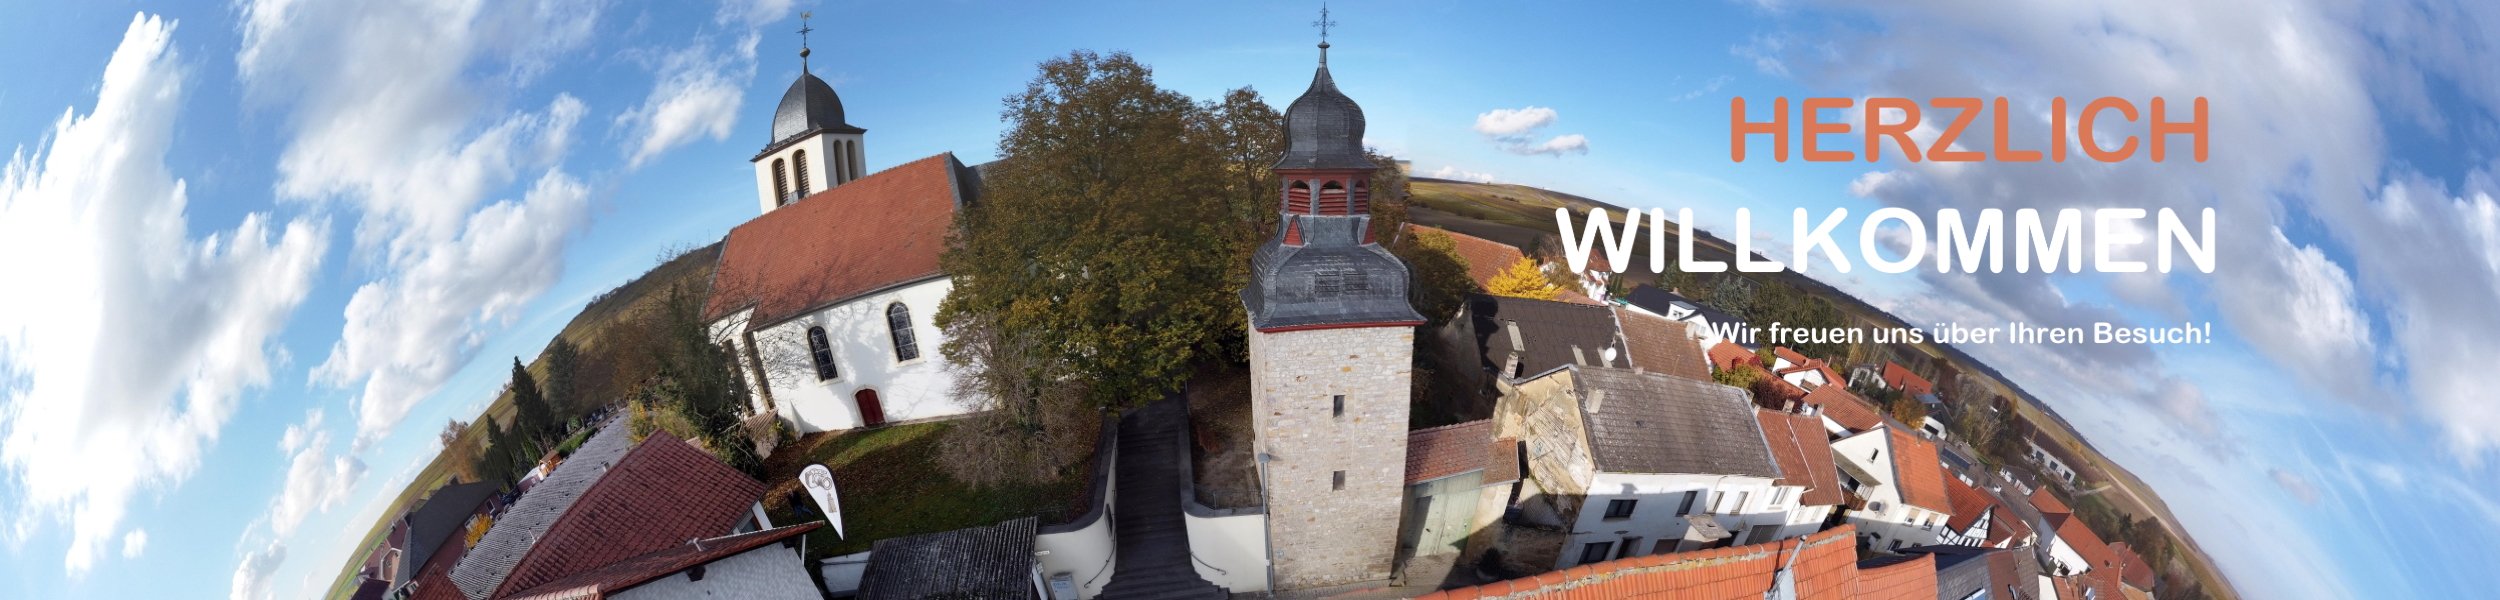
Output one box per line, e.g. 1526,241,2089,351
1317,181,1349,215
1350,179,1369,214
1285,181,1314,214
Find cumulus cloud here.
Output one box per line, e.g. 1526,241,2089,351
1471,107,1590,157
618,35,758,167
237,0,601,448
229,542,284,600
1423,165,1498,183
715,0,796,27
0,13,327,575
267,411,366,538
121,529,146,559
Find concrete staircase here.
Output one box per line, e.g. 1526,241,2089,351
1095,395,1230,600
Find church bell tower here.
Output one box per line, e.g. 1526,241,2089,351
752,14,867,214
1240,26,1426,590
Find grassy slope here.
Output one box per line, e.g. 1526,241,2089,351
318,244,722,600
1414,178,2240,600
754,423,1092,561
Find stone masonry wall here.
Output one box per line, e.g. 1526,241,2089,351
1248,325,1415,590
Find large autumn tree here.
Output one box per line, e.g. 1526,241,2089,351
939,50,1282,410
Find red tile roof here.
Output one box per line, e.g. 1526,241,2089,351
1485,438,1522,485
2029,487,2071,516
1773,347,1811,366
1706,341,1759,372
1942,477,2033,547
1808,385,1884,432
1856,553,1938,600
1412,525,1867,600
1882,362,1933,395
2110,542,2157,590
1757,375,1809,410
1756,409,1844,506
1405,223,1528,292
1407,420,1496,484
2047,513,2123,574
703,153,965,327
501,523,820,600
1614,308,1712,382
1887,429,1952,514
487,431,768,599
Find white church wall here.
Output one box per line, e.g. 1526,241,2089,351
752,135,843,213
727,277,972,434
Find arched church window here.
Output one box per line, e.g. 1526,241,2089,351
849,139,864,182
793,149,813,198
886,303,920,362
772,159,791,206
806,326,838,380
1318,181,1348,215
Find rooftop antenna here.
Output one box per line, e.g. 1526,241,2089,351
798,12,815,72
1311,4,1337,65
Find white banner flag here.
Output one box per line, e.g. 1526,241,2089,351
799,463,844,539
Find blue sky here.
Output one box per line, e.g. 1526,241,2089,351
0,1,2494,599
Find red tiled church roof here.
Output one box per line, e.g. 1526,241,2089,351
1614,308,1712,382
487,431,768,599
1756,409,1844,506
1413,526,1867,600
1887,429,1952,514
703,153,968,327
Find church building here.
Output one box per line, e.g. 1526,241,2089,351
1241,38,1428,590
704,48,985,434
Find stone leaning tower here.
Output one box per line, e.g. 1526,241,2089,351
1239,38,1426,590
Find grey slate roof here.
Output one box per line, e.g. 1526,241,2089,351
1242,215,1424,330
1463,294,1629,378
448,417,634,600
858,517,1039,600
1273,57,1377,171
1567,367,1782,478
396,481,500,589
765,72,864,152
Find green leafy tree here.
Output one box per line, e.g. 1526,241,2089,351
938,50,1276,408
642,283,762,475
1392,228,1479,324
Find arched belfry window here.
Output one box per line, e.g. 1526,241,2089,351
886,303,920,362
1351,179,1370,214
1285,180,1314,214
1318,181,1349,215
793,149,813,198
772,159,791,206
806,326,838,380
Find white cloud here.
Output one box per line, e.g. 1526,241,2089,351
121,529,146,559
0,13,327,576
2231,228,2374,400
715,0,796,27
1470,107,1558,137
2271,468,2321,505
619,35,758,168
266,411,365,539
1423,165,1498,183
1471,107,1590,157
237,0,602,448
230,542,284,600
1669,75,1732,102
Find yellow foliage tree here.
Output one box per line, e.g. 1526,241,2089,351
1485,257,1561,301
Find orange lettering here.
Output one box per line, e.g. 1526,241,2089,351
1731,97,1790,162
2079,97,2138,162
1865,98,1922,162
1803,97,1855,162
1992,97,2042,162
2150,97,2207,162
1926,98,1983,161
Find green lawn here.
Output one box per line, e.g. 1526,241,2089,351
758,421,1093,559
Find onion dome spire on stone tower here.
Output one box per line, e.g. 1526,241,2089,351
1240,22,1423,332
770,13,864,146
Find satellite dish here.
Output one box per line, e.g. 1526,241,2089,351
800,464,844,539
1601,347,1619,365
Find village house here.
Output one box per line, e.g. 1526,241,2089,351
1755,407,1847,541
1770,346,1845,391
1487,365,1805,572
1395,420,1521,574
1939,474,2036,549
498,524,824,600
1898,544,2046,600
434,421,785,600
1409,526,1933,600
1425,294,1631,421
702,66,988,434
1623,285,1750,350
2028,488,2125,578
1830,426,1956,553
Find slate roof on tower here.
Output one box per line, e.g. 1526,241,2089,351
704,153,977,328
1274,57,1375,171
764,72,864,155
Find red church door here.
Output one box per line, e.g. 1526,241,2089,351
855,389,885,427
